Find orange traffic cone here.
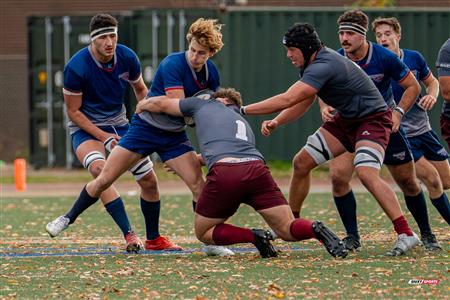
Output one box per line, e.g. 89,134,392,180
14,158,27,192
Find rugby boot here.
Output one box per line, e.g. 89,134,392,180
420,233,442,251
312,221,348,258
145,236,183,251
386,233,421,256
125,231,143,253
45,215,70,237
342,234,362,252
252,229,278,258
202,245,235,256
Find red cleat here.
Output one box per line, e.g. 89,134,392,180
125,231,143,253
145,236,183,251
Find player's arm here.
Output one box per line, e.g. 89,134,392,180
64,93,120,144
261,96,316,136
419,73,439,110
243,81,318,115
439,76,450,103
130,75,148,102
136,96,183,116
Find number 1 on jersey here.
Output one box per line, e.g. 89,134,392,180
235,120,248,141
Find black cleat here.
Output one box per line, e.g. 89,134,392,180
421,233,442,251
312,221,348,258
343,234,362,252
252,229,278,258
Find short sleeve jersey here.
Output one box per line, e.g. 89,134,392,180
392,49,432,137
436,38,450,118
300,47,387,118
338,42,410,107
179,98,264,169
63,44,141,133
139,52,220,132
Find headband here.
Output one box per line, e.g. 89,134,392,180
338,22,367,36
90,26,118,41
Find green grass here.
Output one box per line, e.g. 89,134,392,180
1,193,448,299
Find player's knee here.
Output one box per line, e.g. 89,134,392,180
89,163,104,178
292,153,310,177
138,172,160,197
396,175,421,195
302,130,333,166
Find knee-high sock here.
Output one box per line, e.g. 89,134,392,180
105,197,132,236
140,198,161,240
431,193,450,225
65,186,99,224
404,192,432,235
212,223,254,245
334,191,359,238
289,219,315,240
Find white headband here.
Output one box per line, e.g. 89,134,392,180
338,22,367,36
90,26,118,41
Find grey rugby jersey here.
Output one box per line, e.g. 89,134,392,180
179,98,264,169
300,47,387,119
436,38,450,118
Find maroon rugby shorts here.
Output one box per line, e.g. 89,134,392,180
322,110,392,153
196,160,288,219
440,113,450,149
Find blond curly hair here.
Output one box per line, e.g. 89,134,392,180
186,18,224,53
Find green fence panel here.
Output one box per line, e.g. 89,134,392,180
218,8,450,160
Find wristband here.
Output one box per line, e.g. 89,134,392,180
394,106,405,116
240,105,247,115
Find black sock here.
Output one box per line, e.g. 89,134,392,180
404,192,432,235
334,191,359,238
141,198,161,240
105,197,132,236
65,186,99,224
431,193,450,225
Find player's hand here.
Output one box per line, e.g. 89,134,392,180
418,95,436,111
103,134,121,152
392,111,402,133
261,120,278,137
135,99,150,114
321,106,335,122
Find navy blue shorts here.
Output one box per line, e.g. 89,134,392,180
71,124,129,151
408,130,449,162
383,129,413,165
118,114,194,162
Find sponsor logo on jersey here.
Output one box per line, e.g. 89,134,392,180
369,73,385,83
362,130,371,136
119,72,130,81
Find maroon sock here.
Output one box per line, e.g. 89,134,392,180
392,215,413,236
212,223,255,245
289,218,316,241
292,211,300,218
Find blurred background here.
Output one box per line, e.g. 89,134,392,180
1,0,449,168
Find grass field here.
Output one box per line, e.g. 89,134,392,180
1,192,448,299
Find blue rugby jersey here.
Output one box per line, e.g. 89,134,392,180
139,51,220,132
63,44,141,133
338,42,410,107
392,49,432,137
